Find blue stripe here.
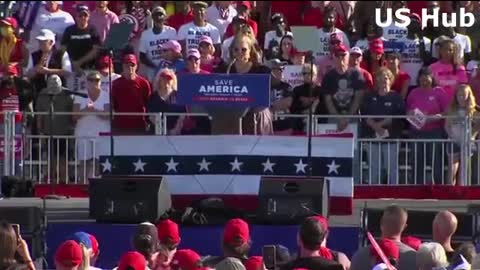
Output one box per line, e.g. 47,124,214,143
99,155,353,177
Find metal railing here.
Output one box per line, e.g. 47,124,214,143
2,111,477,187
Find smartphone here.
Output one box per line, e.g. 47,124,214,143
262,245,276,270
11,224,20,239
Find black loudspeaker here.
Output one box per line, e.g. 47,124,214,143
0,206,45,258
257,177,330,224
89,176,172,223
361,208,476,246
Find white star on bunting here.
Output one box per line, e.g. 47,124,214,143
294,159,307,174
327,160,340,175
197,158,212,172
230,157,243,172
133,158,147,173
101,159,112,173
262,158,276,173
165,158,179,172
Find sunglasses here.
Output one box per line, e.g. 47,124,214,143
302,71,311,75
87,78,100,82
234,47,248,53
188,56,200,62
273,67,285,71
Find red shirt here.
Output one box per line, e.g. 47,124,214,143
302,8,345,30
271,1,305,27
167,11,194,31
224,18,258,39
112,75,151,132
359,68,374,90
391,71,411,94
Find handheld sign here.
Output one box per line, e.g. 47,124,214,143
290,26,322,54
367,232,395,270
177,73,271,108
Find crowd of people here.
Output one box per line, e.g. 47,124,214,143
0,205,478,270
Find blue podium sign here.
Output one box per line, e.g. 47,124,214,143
177,73,271,107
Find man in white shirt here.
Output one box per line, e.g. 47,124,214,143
139,6,177,83
177,1,221,54
264,13,292,60
28,1,75,53
432,26,471,63
316,6,350,60
205,1,237,38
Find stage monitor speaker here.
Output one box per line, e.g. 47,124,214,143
0,206,45,259
257,177,329,224
89,176,172,224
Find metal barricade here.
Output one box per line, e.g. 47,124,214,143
2,111,476,187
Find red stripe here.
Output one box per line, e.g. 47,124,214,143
354,185,480,200
33,184,352,215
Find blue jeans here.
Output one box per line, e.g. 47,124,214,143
368,142,399,185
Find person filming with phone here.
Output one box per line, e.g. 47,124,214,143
0,221,35,270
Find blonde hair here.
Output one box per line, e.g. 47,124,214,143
154,68,177,95
79,244,91,270
0,26,16,66
447,84,477,118
439,39,461,72
229,30,260,64
416,242,448,270
375,67,395,88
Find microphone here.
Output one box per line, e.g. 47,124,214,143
46,74,88,98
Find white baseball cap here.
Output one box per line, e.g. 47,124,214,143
36,29,56,42
349,47,363,56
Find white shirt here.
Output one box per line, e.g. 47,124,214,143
205,4,237,38
74,90,110,138
26,50,73,74
221,36,234,63
400,36,431,86
139,26,177,81
264,30,293,50
382,23,408,42
467,60,479,78
177,22,221,51
100,73,121,93
316,28,350,59
29,6,75,52
432,33,472,61
139,27,178,65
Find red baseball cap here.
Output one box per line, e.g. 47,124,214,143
245,256,263,270
369,39,384,54
159,69,175,80
122,54,137,65
171,249,201,270
157,219,181,245
88,234,99,257
97,55,112,67
290,47,306,57
334,44,349,56
55,240,83,267
237,1,252,10
223,218,250,246
370,238,400,263
330,33,343,44
0,17,18,29
118,251,146,270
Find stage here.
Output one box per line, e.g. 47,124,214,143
2,197,478,269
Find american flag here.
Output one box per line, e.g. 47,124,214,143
98,135,355,215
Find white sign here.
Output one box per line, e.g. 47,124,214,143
316,123,358,150
282,65,304,88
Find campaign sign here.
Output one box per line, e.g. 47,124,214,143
177,73,271,108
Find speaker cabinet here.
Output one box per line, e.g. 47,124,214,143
257,176,330,224
0,206,45,258
89,176,172,223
